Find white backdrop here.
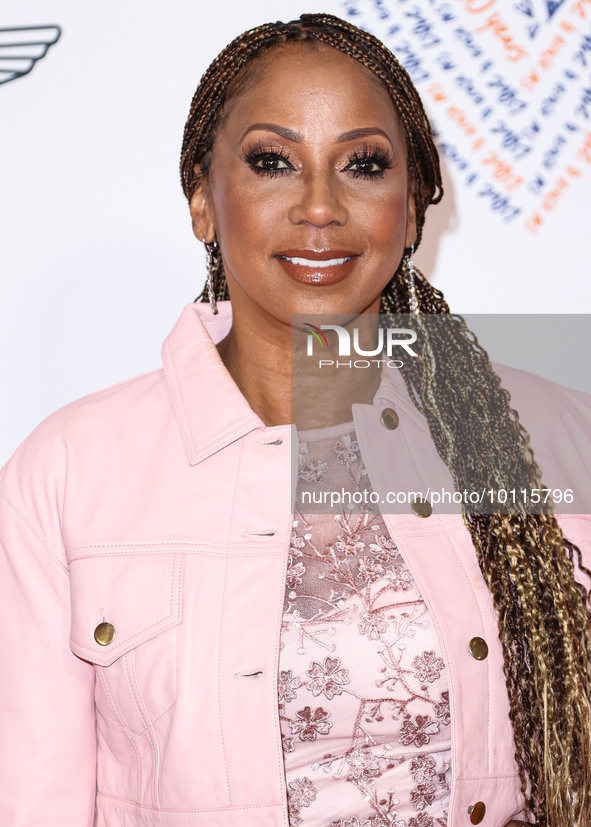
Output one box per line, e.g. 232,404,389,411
2,0,590,465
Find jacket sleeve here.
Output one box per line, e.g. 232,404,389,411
0,488,97,826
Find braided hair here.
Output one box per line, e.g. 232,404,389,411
179,13,591,825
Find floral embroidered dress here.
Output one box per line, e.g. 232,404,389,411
279,422,451,827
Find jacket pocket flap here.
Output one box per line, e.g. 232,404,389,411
69,552,184,667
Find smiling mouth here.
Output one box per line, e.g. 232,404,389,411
274,250,360,285
277,255,354,268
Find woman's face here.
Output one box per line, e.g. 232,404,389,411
191,42,416,325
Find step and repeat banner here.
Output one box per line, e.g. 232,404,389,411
1,0,589,463
344,0,591,232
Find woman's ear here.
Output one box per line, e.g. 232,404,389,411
404,190,417,250
189,165,216,243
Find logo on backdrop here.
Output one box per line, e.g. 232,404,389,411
0,26,61,86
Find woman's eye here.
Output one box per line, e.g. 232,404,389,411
256,154,289,171
343,151,393,179
351,158,382,174
245,151,294,177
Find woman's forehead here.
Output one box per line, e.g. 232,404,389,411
234,41,392,98
218,42,404,139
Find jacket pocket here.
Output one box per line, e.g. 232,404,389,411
69,551,184,735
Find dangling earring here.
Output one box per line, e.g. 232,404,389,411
405,243,420,314
204,238,218,315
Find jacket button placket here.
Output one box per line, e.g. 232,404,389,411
379,406,434,519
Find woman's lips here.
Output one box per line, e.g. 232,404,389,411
274,249,360,285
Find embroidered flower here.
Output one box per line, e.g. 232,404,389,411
337,818,390,827
411,651,445,684
345,747,381,781
278,669,302,705
334,434,360,465
286,556,306,590
290,533,306,556
410,782,437,811
357,556,385,584
408,814,435,827
330,819,379,827
369,534,397,562
384,563,413,591
358,610,388,640
410,754,437,783
299,458,329,482
290,706,332,741
333,535,365,557
281,734,295,754
398,714,440,747
306,656,350,699
287,776,317,808
364,700,385,723
435,690,450,726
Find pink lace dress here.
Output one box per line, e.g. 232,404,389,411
279,423,451,827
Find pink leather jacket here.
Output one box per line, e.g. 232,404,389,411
1,300,590,827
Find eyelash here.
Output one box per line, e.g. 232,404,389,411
344,145,394,179
242,142,394,180
242,144,295,179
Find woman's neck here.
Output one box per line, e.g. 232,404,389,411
216,308,383,429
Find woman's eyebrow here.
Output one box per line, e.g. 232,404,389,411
240,123,302,142
240,123,393,147
336,127,393,146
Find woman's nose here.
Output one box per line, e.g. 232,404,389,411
287,170,348,228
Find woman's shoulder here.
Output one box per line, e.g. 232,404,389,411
5,366,165,462
493,362,591,411
492,362,591,448
0,366,169,537
493,362,591,518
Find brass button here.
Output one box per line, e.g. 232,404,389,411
94,622,116,646
469,801,486,823
469,637,488,660
411,497,432,517
380,408,399,430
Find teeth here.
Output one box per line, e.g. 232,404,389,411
280,255,352,267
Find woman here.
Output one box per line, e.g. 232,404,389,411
1,12,590,827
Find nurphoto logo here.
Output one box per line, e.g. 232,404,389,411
303,322,418,369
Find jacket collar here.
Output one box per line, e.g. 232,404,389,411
162,301,429,465
161,301,264,465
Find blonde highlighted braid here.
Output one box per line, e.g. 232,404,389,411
180,13,591,825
